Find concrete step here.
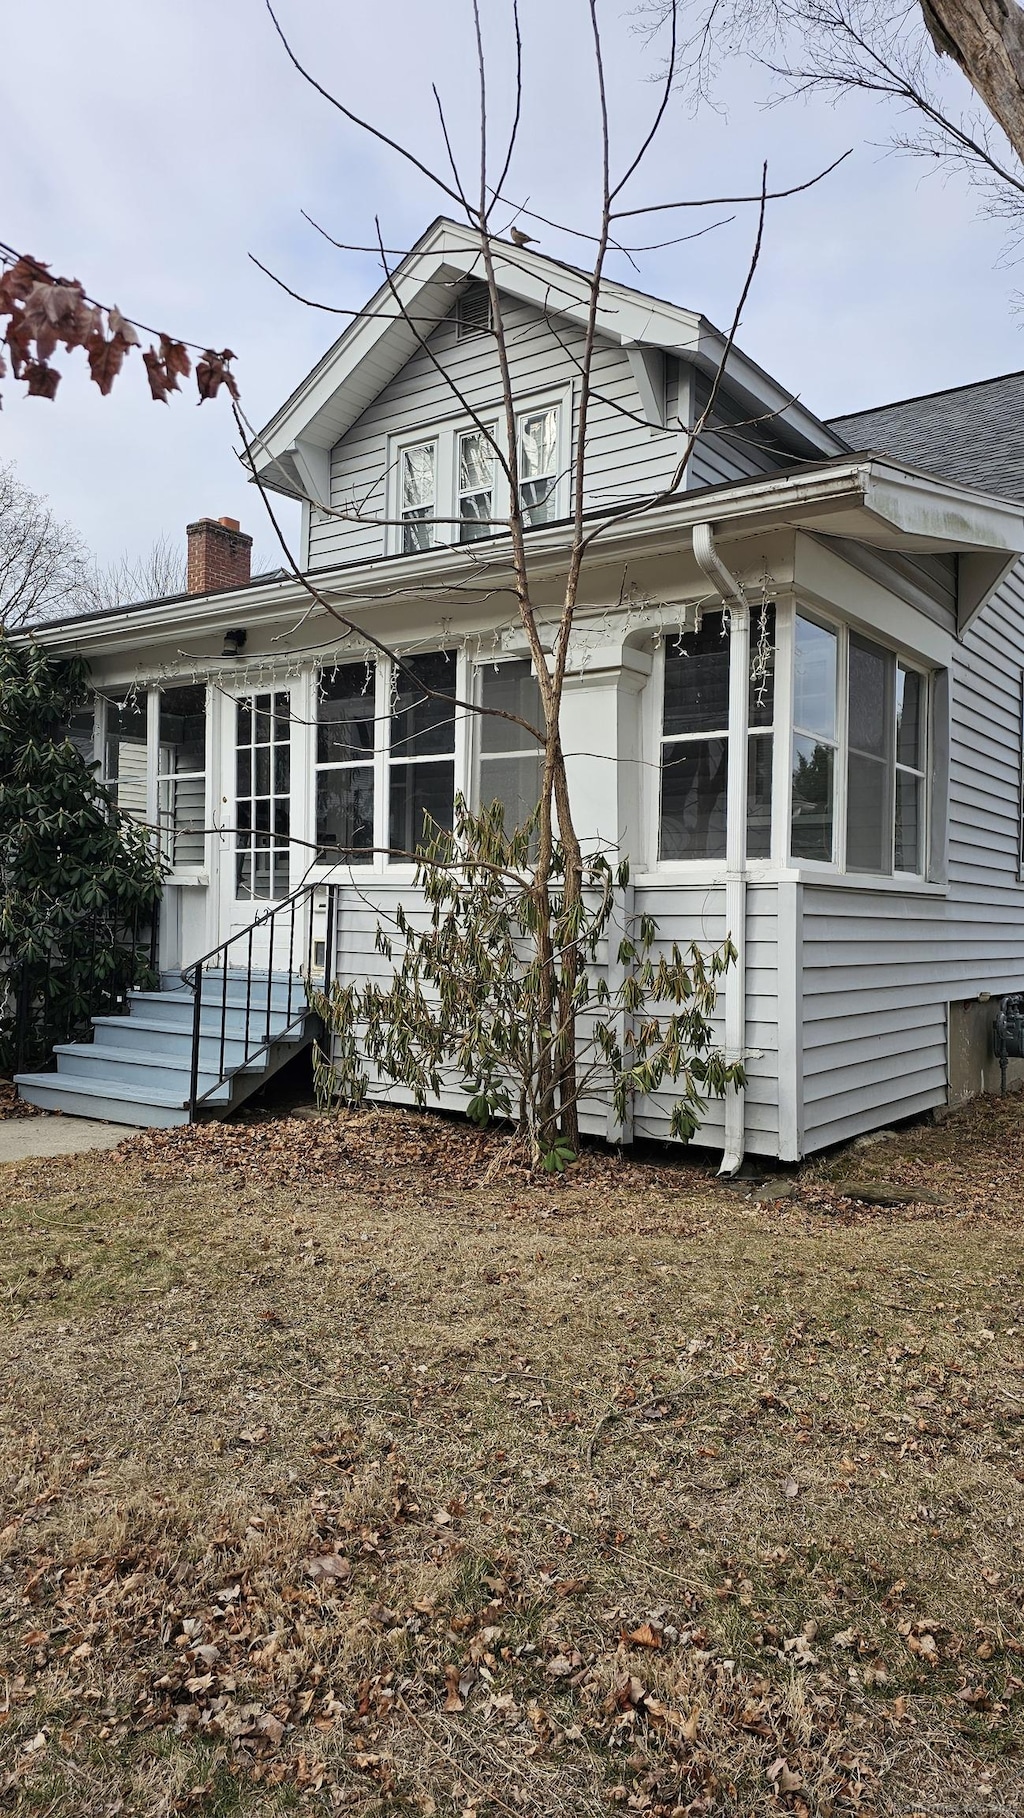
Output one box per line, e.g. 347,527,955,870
125,993,302,1040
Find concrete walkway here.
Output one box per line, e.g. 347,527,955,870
0,1116,127,1164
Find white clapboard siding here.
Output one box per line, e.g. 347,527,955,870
687,375,793,491
800,557,1024,1152
324,875,775,1150
309,301,800,571
630,881,779,1150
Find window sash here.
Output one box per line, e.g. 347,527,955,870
400,441,436,552
789,613,929,877
476,659,543,835
157,684,206,870
316,661,377,865
517,406,559,525
458,429,495,542
659,609,776,862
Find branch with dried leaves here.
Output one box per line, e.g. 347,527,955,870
0,242,238,407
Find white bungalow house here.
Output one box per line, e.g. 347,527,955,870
15,219,1024,1163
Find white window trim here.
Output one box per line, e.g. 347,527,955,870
651,606,778,872
385,386,571,557
312,649,468,876
790,603,932,883
94,681,211,883
649,597,936,883
470,655,544,818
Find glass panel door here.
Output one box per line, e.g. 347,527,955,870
234,690,292,901
219,683,300,958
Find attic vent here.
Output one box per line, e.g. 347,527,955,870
456,280,492,340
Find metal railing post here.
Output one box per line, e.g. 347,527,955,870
323,885,336,996
188,964,204,1121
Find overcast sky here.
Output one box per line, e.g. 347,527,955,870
2,0,1022,573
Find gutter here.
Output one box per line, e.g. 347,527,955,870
692,523,748,1178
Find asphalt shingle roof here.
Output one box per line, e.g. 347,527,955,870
829,370,1024,504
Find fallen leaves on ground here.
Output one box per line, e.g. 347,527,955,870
2,1091,1024,1814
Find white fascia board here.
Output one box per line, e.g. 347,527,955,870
252,218,709,472
252,214,843,485
860,465,1024,555
40,457,1024,660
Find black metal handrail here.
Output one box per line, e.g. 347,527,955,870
5,897,160,1077
183,879,334,1119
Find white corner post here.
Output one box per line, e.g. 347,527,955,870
692,523,748,1176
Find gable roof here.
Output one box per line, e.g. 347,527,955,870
252,216,845,497
830,371,1024,505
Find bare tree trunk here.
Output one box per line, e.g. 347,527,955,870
923,2,1024,163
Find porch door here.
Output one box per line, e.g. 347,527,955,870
218,683,302,969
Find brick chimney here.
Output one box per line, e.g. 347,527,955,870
186,516,253,595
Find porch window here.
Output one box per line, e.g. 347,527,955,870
102,690,149,825
66,704,96,766
791,615,838,863
388,651,457,857
477,659,543,832
659,607,776,861
895,664,926,873
517,406,559,525
158,684,206,869
458,429,495,542
316,662,376,864
790,611,929,876
400,441,437,553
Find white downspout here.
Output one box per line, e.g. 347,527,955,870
692,523,748,1177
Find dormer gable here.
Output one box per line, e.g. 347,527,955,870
250,217,846,567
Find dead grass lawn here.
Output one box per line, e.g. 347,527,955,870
2,1095,1024,1816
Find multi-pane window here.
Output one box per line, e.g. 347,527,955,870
393,404,561,552
517,406,559,525
847,641,927,876
791,615,838,863
235,692,291,900
102,690,149,824
477,659,543,832
400,441,436,553
895,666,926,874
158,684,206,868
458,429,495,541
789,613,928,875
316,663,375,864
66,705,96,766
659,609,776,862
747,606,775,859
388,651,457,857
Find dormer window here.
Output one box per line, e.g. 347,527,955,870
517,406,558,525
401,440,436,553
458,428,496,542
388,390,567,555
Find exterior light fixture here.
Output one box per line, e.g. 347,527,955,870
222,628,247,658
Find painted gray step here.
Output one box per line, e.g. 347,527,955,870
91,1013,306,1060
53,1044,233,1102
12,1071,191,1128
126,992,305,1038
162,974,302,1011
129,988,303,1032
